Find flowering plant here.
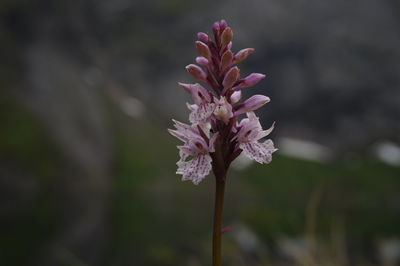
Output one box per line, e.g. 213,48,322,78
168,20,277,266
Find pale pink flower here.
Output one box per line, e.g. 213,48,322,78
236,112,277,163
170,20,276,185
178,82,216,125
168,120,217,184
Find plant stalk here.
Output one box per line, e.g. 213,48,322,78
212,177,226,266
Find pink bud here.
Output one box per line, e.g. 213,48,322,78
222,66,240,89
220,27,233,48
220,50,233,71
219,20,228,30
230,90,242,104
197,32,209,43
234,95,270,115
195,56,209,66
234,48,254,63
212,22,220,35
237,73,266,88
195,41,211,59
186,64,207,81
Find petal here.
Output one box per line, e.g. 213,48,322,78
168,129,188,142
176,154,212,185
240,139,277,164
189,103,216,124
255,122,275,140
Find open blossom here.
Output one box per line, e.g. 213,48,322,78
235,112,277,163
169,20,277,184
168,120,217,184
179,82,216,124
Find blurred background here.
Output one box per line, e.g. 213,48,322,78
1,0,400,265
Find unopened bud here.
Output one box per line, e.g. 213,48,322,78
197,32,209,43
212,22,220,36
195,56,209,66
222,66,240,89
238,73,266,88
195,41,211,59
220,27,233,48
230,90,242,104
219,20,228,31
234,95,270,115
186,64,207,81
220,50,233,71
234,48,254,63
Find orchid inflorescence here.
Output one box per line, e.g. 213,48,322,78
169,19,277,185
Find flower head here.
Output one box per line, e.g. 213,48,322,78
169,20,277,184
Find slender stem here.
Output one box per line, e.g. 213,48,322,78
212,177,226,266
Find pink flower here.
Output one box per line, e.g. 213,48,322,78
178,82,216,124
168,120,216,184
236,112,277,163
170,20,276,185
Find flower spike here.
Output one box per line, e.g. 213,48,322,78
170,20,276,183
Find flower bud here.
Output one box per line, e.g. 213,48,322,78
222,66,240,89
220,50,233,71
195,56,209,66
220,27,233,48
195,41,211,59
219,20,228,31
237,73,266,88
234,95,270,115
234,48,254,63
230,90,242,104
186,64,207,81
197,32,209,43
212,22,220,36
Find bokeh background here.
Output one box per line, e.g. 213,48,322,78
1,0,400,265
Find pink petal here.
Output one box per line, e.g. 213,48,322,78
176,154,212,185
189,103,216,124
240,139,277,164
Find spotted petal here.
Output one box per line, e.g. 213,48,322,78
188,103,216,124
239,139,277,164
176,154,212,185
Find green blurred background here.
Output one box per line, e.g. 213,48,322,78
1,0,400,265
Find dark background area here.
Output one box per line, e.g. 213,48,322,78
1,0,399,265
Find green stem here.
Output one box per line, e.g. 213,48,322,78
212,177,226,266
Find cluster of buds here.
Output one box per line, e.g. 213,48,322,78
169,20,277,185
